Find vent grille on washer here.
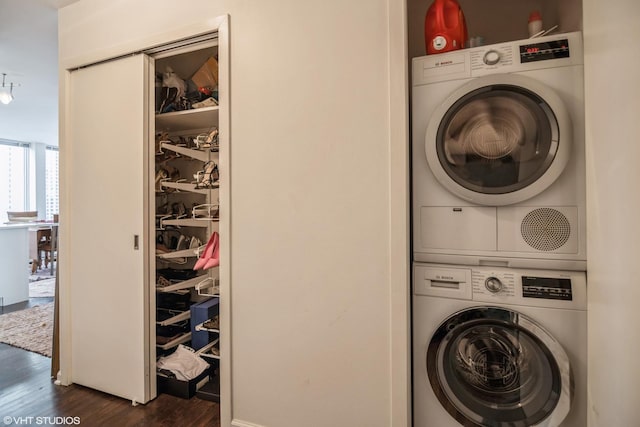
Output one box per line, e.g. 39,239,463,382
520,208,571,251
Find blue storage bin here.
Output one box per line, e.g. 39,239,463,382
190,297,219,350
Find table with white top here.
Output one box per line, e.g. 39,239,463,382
0,223,31,306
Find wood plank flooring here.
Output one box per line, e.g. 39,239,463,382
0,301,220,427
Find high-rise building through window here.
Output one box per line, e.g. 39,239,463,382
0,140,29,221
45,146,59,221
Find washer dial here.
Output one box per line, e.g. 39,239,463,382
483,50,501,65
485,277,504,293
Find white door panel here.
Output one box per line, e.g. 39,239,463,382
68,54,151,403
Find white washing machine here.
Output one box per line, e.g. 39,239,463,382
412,32,585,271
412,263,587,427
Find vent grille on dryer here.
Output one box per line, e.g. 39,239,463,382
520,208,571,251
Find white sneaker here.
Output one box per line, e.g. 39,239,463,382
176,235,188,251
189,236,202,249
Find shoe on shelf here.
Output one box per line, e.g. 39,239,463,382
203,315,219,330
155,132,170,155
156,276,173,288
194,231,220,271
155,168,169,192
192,203,219,219
192,97,218,109
189,236,202,250
194,128,218,150
194,161,219,189
175,235,188,251
156,243,171,255
171,202,187,218
169,166,181,182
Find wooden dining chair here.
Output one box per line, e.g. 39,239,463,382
30,228,52,273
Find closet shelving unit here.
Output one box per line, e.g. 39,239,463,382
157,333,193,351
195,322,220,334
156,275,203,293
161,218,213,228
157,308,191,326
159,181,216,194
152,41,222,402
155,106,219,132
197,338,220,360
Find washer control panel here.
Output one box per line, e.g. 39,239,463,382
472,270,516,297
471,269,574,301
414,263,586,309
522,276,573,300
470,45,514,71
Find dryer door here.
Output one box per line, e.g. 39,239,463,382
426,307,572,427
425,74,572,206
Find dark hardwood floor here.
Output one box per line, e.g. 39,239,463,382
1,299,220,427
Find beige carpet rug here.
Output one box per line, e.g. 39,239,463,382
0,303,53,357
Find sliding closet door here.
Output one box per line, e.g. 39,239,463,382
67,54,153,403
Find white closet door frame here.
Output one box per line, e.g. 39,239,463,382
216,16,232,427
58,13,230,417
62,54,153,404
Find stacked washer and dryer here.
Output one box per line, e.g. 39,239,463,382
411,32,587,426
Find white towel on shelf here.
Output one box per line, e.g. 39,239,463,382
157,344,209,381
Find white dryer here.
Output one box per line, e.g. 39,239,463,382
412,263,587,427
412,32,585,270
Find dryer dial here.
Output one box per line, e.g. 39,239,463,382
483,50,501,65
485,277,504,293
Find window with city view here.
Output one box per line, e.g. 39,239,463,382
0,140,29,221
45,146,59,221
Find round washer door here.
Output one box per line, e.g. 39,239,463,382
426,307,572,427
425,74,572,206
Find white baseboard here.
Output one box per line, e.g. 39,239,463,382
232,419,267,427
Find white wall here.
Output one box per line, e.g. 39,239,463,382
59,1,409,426
583,0,640,425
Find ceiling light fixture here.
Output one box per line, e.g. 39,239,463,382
0,73,15,105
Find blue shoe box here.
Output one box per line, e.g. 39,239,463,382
190,297,219,350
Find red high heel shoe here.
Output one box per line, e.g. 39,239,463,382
194,231,219,270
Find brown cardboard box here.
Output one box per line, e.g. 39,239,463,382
191,57,218,90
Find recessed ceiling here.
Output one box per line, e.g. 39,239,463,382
0,0,79,146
